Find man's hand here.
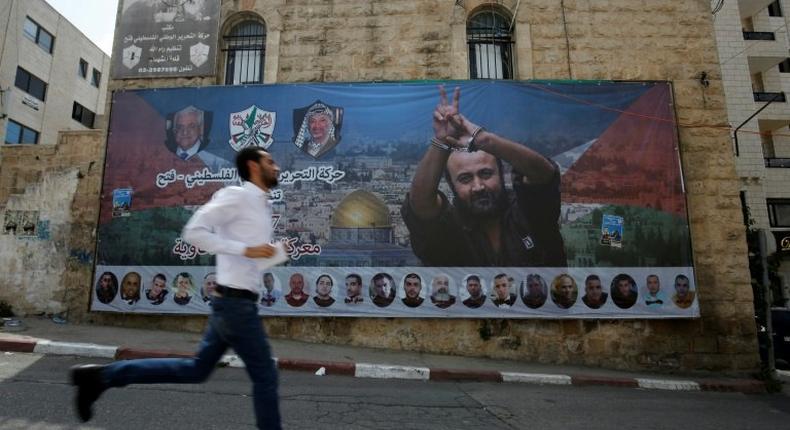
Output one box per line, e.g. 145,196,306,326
445,113,481,149
433,85,460,142
244,244,276,258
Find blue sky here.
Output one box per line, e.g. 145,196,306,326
45,0,119,55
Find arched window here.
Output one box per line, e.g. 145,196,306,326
467,9,514,79
224,20,266,85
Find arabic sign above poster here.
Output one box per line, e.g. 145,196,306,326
112,0,220,79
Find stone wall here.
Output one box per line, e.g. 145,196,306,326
0,130,103,317
2,0,759,374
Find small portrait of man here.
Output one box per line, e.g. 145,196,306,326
401,273,424,308
550,274,578,309
260,272,281,307
201,272,218,303
292,100,343,159
430,274,456,309
95,272,118,304
461,275,486,309
172,272,195,306
146,273,168,305
344,273,364,304
521,274,548,309
610,273,638,309
313,274,336,308
491,273,517,308
370,273,396,308
672,275,695,309
581,274,608,309
165,106,210,160
644,274,667,306
285,273,309,307
120,272,142,305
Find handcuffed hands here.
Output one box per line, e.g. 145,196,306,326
433,85,482,151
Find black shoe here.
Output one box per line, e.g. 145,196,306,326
70,364,107,422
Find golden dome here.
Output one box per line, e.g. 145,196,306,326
331,190,391,228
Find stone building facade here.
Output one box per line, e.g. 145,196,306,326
0,0,760,374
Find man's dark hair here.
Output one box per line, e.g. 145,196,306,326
316,274,333,286
153,273,166,282
494,273,508,281
674,274,689,285
611,274,635,299
612,273,634,286
466,275,480,284
404,273,421,283
346,273,362,285
372,273,392,284
585,274,600,284
236,147,266,181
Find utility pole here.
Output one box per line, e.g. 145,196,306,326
759,229,776,373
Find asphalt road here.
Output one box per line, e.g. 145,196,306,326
1,353,788,429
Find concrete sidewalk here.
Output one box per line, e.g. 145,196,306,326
0,315,779,394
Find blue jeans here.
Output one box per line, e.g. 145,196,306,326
102,296,281,429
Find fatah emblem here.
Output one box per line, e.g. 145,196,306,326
122,45,142,69
228,105,276,151
190,42,210,68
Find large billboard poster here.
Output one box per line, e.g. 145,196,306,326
112,0,220,78
92,81,698,318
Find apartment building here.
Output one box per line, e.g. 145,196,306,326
714,0,790,302
0,0,110,148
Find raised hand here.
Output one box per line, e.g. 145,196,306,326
432,85,460,142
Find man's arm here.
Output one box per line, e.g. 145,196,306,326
409,146,451,219
409,85,459,219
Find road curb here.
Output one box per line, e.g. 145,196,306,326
0,338,36,353
0,336,767,394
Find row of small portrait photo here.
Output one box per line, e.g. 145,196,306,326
257,269,698,312
93,270,219,311
91,267,697,316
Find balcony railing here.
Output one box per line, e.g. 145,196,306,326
754,92,786,102
743,31,776,40
765,158,790,168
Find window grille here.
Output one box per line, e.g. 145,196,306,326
223,21,266,85
467,10,513,79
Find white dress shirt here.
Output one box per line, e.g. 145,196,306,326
182,181,273,293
